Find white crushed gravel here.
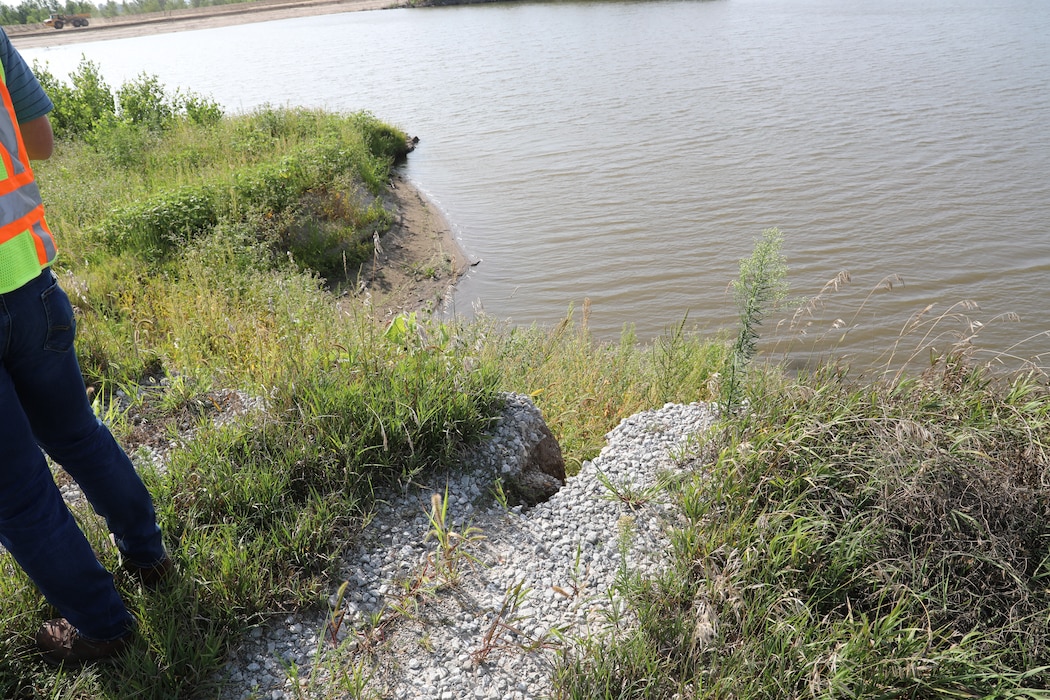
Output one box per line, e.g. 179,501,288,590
215,394,718,699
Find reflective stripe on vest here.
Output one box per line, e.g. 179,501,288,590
0,58,56,294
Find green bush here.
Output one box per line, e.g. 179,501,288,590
33,61,223,141
98,185,218,260
179,91,224,127
32,58,116,137
352,111,413,163
84,117,157,169
117,72,174,130
228,155,311,217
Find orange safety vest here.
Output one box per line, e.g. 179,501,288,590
0,59,56,294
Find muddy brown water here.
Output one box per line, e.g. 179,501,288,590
20,0,1050,371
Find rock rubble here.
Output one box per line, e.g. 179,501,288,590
217,395,718,699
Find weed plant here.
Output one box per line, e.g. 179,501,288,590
721,227,788,412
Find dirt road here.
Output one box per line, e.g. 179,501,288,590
6,0,410,49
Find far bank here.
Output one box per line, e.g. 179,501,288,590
5,0,505,49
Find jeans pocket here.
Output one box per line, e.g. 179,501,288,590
41,278,77,353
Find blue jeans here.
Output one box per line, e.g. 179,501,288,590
0,268,165,641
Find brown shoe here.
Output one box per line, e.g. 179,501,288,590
124,556,175,590
35,618,130,666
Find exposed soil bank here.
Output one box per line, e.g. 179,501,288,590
350,172,471,322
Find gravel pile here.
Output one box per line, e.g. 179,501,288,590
217,395,718,699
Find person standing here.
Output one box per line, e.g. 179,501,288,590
0,27,171,665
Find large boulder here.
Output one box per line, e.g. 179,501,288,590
513,420,566,506
473,393,566,507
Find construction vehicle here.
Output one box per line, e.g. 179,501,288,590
44,13,91,29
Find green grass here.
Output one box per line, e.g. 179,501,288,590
2,72,1046,698
552,359,1050,699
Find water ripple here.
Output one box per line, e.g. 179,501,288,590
22,0,1050,365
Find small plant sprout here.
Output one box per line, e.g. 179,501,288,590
594,467,668,511
386,591,421,622
424,489,485,586
473,580,561,665
551,544,592,602
612,516,645,602
474,580,529,665
490,477,511,511
326,581,351,645
352,607,394,654
335,657,376,700
668,431,705,465
594,586,632,635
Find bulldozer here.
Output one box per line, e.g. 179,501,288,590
43,13,91,29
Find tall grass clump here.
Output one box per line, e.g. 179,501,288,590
149,319,502,612
33,67,409,387
550,225,1049,700
554,356,1050,698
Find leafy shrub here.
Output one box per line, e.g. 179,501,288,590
178,92,224,127
32,58,116,137
33,61,223,141
351,111,412,163
99,185,218,260
228,155,310,218
117,72,174,130
85,117,157,169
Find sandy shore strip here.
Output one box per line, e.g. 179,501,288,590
351,171,473,322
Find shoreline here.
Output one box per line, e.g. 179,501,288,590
346,170,472,322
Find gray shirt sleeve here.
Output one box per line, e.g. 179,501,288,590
0,28,54,123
